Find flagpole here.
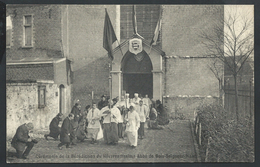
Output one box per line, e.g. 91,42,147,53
108,63,112,101
91,91,94,107
148,45,153,55
116,40,124,57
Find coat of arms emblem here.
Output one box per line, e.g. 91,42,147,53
129,38,143,55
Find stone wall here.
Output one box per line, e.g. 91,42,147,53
163,96,219,120
161,5,224,58
67,5,116,107
68,5,116,71
165,57,220,97
6,82,59,138
161,5,224,120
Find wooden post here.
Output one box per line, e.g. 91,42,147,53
217,154,220,162
108,63,112,100
195,117,199,135
91,91,94,106
227,81,230,116
199,123,202,146
249,78,252,127
205,137,212,162
194,110,196,122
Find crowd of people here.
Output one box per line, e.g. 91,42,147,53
10,93,169,159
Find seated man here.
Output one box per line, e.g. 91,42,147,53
11,122,37,159
44,113,63,140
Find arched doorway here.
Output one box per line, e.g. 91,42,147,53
59,84,65,113
121,50,153,98
110,38,164,101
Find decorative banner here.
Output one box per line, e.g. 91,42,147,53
129,38,143,55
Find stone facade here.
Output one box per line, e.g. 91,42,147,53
6,4,72,137
67,5,117,108
6,5,63,60
70,5,224,119
6,82,59,138
6,5,225,127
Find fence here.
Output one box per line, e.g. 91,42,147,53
224,81,254,121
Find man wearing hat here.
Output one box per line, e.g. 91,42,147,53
71,102,81,145
71,102,81,123
86,103,101,144
44,113,63,140
98,95,108,129
58,113,74,149
100,98,121,145
116,95,127,139
125,93,130,108
132,93,141,106
136,100,149,139
11,122,36,159
98,95,108,110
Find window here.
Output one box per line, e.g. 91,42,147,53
6,16,12,47
23,15,33,47
38,86,46,108
120,5,161,45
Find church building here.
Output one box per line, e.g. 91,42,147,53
6,5,224,135
72,5,223,119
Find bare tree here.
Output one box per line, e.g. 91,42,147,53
200,7,254,122
208,59,224,106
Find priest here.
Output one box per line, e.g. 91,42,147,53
101,98,121,145
86,103,101,144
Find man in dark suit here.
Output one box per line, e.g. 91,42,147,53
11,122,35,159
98,95,108,110
58,113,74,149
71,103,81,123
71,103,81,145
44,113,63,140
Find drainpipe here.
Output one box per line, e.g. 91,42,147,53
164,56,167,104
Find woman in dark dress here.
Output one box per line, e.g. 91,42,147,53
148,101,163,130
156,100,169,125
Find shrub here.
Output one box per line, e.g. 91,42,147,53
196,104,254,162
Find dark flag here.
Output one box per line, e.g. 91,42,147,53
150,13,162,46
103,8,117,60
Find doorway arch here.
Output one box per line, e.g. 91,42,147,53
121,50,153,98
110,39,165,101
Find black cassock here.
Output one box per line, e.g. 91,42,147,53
49,117,61,138
98,100,108,110
60,117,73,143
157,104,169,125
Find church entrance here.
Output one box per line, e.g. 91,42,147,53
121,50,153,98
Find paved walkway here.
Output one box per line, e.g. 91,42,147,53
7,120,197,163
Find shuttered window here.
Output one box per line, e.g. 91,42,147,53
38,85,46,108
23,15,33,47
120,5,161,45
6,16,12,47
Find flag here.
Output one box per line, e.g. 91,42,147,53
132,5,137,34
103,8,117,60
150,16,162,46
